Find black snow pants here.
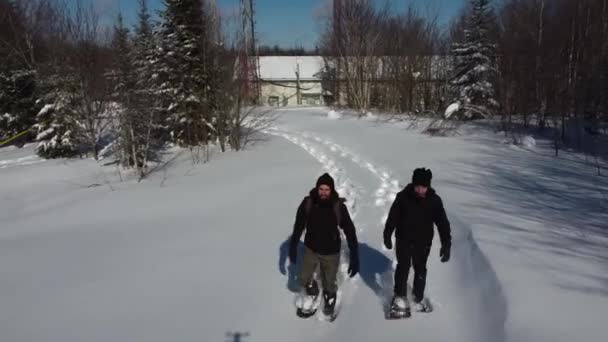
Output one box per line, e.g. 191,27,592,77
393,242,431,302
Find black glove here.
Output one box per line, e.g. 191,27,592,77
383,234,393,250
348,252,359,278
440,245,450,263
289,241,298,265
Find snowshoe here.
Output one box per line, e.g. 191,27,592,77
413,297,432,313
296,306,318,319
296,281,320,319
387,296,411,320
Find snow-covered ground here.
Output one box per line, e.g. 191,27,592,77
1,108,607,342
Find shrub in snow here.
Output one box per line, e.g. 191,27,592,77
36,127,77,159
35,115,78,159
508,135,536,148
0,113,16,141
444,103,460,119
328,110,342,120
34,77,79,159
522,136,536,148
98,141,116,160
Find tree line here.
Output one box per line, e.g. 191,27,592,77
0,0,261,177
2,0,607,167
258,44,319,56
319,0,608,140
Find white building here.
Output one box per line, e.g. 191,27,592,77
248,55,451,109
256,56,327,107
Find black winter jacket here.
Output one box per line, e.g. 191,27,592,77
384,184,451,248
290,188,359,256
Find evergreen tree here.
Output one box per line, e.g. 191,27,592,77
35,74,79,158
112,14,135,103
130,0,163,171
132,0,160,139
133,0,155,98
0,69,39,144
154,0,212,146
450,0,499,119
109,13,142,167
0,3,39,145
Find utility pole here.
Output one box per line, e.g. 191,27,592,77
240,0,260,104
296,61,302,105
333,0,342,106
248,0,256,58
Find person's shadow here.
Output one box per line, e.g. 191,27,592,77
278,237,304,293
358,243,399,314
279,239,398,314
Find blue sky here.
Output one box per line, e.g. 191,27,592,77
76,0,465,48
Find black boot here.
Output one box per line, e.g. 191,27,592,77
305,280,320,297
323,291,337,315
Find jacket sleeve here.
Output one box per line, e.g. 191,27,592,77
290,198,307,248
433,195,451,249
384,193,402,240
338,203,359,256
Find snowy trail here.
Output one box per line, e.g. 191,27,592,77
0,154,46,169
267,126,403,314
265,124,415,322
3,108,606,342
265,125,406,329
264,127,362,321
268,117,507,342
289,128,403,208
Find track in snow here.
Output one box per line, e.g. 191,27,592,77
266,125,408,319
267,123,507,341
265,127,362,321
0,154,46,169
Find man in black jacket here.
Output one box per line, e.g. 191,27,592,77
289,173,359,316
384,168,451,314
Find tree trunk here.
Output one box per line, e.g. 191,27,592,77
535,0,546,126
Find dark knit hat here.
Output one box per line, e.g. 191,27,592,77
316,173,335,190
412,168,432,187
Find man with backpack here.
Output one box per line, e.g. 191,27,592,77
289,173,359,318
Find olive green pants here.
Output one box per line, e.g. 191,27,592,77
298,246,340,293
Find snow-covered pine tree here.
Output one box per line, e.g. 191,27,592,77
201,0,231,151
34,74,79,158
131,0,162,169
450,0,499,119
154,0,212,146
109,13,143,168
111,14,135,102
133,0,155,99
0,2,39,144
0,68,39,144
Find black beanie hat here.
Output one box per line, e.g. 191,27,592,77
412,168,432,187
316,173,335,190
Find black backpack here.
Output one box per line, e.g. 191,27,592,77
304,196,343,226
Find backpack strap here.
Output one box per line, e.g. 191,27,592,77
305,196,343,227
333,200,342,227
305,196,313,217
